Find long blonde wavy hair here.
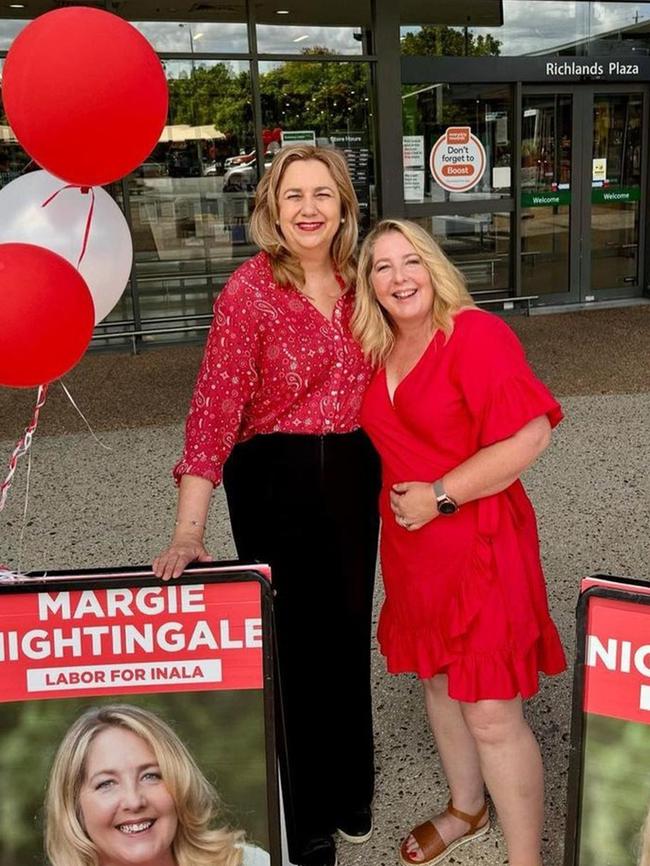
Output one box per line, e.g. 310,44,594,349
45,704,244,866
249,144,359,289
351,218,475,365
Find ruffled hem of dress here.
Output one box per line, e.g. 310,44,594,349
378,613,566,702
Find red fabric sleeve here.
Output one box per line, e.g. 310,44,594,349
454,312,563,447
173,274,261,486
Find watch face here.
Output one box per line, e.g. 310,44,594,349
438,498,457,515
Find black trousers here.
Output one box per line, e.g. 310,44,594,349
223,430,381,861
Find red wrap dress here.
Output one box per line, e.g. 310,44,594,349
360,309,566,702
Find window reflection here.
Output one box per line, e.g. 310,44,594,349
126,58,256,339
413,213,511,292
520,94,572,296
591,93,642,290
256,25,368,54
402,83,512,201
131,21,249,54
0,19,29,51
401,1,650,57
0,59,31,189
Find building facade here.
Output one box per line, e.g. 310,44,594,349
1,0,649,345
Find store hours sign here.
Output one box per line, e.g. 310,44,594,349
430,127,486,193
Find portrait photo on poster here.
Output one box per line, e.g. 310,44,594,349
0,567,276,866
567,583,650,866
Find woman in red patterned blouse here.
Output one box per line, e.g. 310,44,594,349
154,145,381,866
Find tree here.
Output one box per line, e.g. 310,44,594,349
401,25,501,57
167,63,252,137
259,53,371,137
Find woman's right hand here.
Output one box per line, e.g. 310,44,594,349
152,535,213,582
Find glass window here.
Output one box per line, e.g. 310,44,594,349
259,60,375,232
0,59,31,190
401,1,589,57
586,3,650,56
521,93,573,296
402,1,650,57
127,59,256,340
591,92,643,290
412,213,511,292
403,83,512,201
256,25,368,55
0,19,29,51
131,21,249,55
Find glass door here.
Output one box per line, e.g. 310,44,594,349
588,91,644,297
521,85,647,304
521,92,575,299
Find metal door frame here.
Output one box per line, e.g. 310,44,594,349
521,82,649,305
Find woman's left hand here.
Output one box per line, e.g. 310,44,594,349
390,481,438,531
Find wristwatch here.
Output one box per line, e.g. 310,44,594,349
433,479,459,516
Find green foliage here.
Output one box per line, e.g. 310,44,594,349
167,63,253,136
578,715,650,865
166,58,371,143
261,58,370,136
0,692,268,866
400,25,501,57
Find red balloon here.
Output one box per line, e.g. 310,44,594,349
2,8,168,186
0,243,95,388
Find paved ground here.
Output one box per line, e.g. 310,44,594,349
1,304,649,866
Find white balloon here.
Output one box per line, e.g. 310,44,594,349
0,170,133,324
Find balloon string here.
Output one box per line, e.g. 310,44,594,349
18,159,35,176
0,384,48,513
16,446,33,575
41,184,96,267
59,381,112,451
76,187,95,267
0,566,28,582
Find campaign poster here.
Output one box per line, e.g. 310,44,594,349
0,564,280,866
565,576,650,866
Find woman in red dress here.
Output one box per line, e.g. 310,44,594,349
352,219,566,866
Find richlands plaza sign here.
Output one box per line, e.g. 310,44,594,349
546,60,640,77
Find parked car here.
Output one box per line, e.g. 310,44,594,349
202,160,222,177
223,154,274,191
134,161,168,178
223,151,256,170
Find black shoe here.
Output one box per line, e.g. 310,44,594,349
299,836,337,866
336,806,373,844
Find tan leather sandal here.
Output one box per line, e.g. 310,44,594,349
398,799,490,866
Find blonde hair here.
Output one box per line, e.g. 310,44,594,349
352,218,475,365
249,144,359,289
45,704,243,866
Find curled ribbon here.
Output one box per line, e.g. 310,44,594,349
0,384,49,512
41,184,96,267
0,566,28,582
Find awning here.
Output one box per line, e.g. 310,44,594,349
158,124,226,143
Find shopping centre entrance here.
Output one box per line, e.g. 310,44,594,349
521,85,647,304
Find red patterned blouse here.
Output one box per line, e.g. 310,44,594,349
173,251,373,486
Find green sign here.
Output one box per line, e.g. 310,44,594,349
591,187,640,204
281,130,316,146
521,190,571,207
522,187,640,208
